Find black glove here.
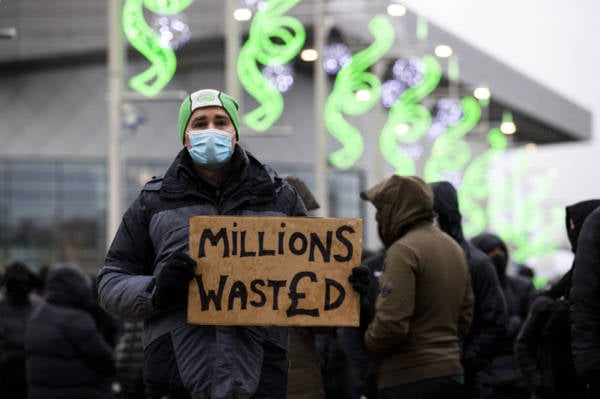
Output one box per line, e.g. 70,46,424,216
348,266,370,296
349,266,372,331
152,252,196,310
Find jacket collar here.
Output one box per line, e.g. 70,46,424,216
159,145,277,207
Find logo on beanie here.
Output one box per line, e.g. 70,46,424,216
196,91,217,103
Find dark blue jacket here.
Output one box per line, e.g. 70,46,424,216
97,146,306,398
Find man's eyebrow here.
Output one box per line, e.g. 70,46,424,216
190,115,208,123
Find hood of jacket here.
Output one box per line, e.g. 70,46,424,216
471,232,509,278
430,181,465,245
565,199,600,253
45,266,94,311
361,175,434,247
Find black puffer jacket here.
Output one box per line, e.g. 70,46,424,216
430,181,508,374
25,266,115,399
471,233,536,389
114,320,144,396
515,199,599,399
0,262,40,398
570,206,600,383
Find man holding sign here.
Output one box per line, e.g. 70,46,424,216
97,89,368,399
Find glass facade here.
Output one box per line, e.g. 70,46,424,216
0,160,107,271
0,159,365,273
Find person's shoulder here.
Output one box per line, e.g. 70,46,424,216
142,175,164,192
509,274,536,291
530,294,554,312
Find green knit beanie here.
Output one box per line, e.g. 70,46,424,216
178,89,240,143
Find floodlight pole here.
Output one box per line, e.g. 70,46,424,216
314,0,329,216
107,0,125,248
225,0,241,102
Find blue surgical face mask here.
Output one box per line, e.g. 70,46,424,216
187,128,234,169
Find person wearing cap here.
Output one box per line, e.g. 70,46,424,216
360,174,474,399
96,89,309,399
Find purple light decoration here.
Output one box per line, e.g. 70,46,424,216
392,56,424,87
381,79,406,108
426,121,446,141
400,143,423,160
151,14,191,50
262,63,295,93
323,42,352,75
433,98,463,126
243,0,268,11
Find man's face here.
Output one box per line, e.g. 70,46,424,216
184,106,237,150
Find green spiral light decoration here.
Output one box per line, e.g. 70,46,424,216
460,128,506,238
423,96,481,182
379,55,441,175
123,0,193,97
237,0,305,132
488,149,563,263
325,15,395,170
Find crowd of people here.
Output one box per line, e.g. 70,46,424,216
1,88,599,399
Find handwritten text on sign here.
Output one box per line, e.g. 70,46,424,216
187,216,363,326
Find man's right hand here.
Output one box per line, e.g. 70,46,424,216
152,252,196,310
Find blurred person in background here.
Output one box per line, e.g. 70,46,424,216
471,232,536,399
337,246,382,399
25,265,115,399
282,174,327,399
114,319,145,399
430,181,508,399
515,199,599,399
361,175,474,399
0,260,41,399
570,203,600,399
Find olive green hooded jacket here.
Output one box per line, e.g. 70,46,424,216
362,175,474,388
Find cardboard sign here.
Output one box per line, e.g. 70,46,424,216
187,216,362,326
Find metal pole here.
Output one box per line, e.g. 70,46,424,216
314,0,329,216
225,0,241,103
107,0,124,247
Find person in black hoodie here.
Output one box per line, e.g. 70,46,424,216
25,265,115,399
515,199,599,399
471,232,536,399
0,261,40,399
570,202,600,399
430,181,508,399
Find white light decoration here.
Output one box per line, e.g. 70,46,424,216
233,8,252,21
262,63,295,93
355,89,371,102
151,14,191,50
323,42,352,75
300,48,319,62
473,86,491,100
434,44,453,58
500,110,517,134
394,123,410,136
387,4,407,16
